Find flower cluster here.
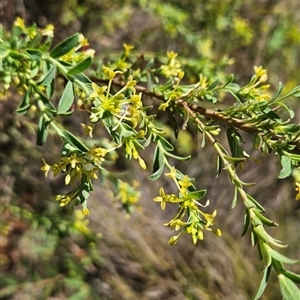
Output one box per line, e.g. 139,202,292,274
89,73,143,129
161,51,183,78
153,167,221,244
239,66,270,101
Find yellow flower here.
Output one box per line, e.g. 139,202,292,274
81,123,94,138
165,167,176,179
14,17,25,29
295,182,300,200
123,43,134,57
153,187,167,210
41,24,54,37
82,207,90,216
41,159,51,177
103,67,122,80
178,175,192,194
89,82,107,98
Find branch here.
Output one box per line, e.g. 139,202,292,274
92,77,300,155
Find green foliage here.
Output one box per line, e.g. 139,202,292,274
0,16,299,299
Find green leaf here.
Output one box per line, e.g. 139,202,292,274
216,154,222,177
17,87,32,114
158,137,174,152
0,46,10,59
230,186,238,209
278,274,300,300
70,73,93,85
165,151,191,161
25,49,43,61
38,65,57,86
207,78,219,91
268,248,299,264
50,33,80,58
224,155,245,163
241,210,250,236
149,163,164,181
36,115,51,146
56,128,89,153
152,144,164,174
57,81,74,114
259,241,272,266
251,265,271,300
67,56,93,75
119,123,137,138
246,194,265,213
278,155,292,179
187,189,206,200
282,270,300,284
9,51,23,59
253,209,278,227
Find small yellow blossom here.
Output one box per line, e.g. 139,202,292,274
41,159,51,177
14,17,25,29
81,123,94,138
123,43,134,57
178,175,192,194
82,207,90,216
41,24,54,36
165,167,176,179
103,67,122,80
153,187,167,210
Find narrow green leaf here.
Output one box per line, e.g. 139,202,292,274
149,163,164,181
282,270,300,284
188,189,206,200
58,129,89,153
0,46,10,59
207,78,219,91
259,241,272,266
251,265,271,300
9,51,23,59
278,155,292,179
269,248,299,264
26,49,43,61
38,65,57,86
152,144,164,174
67,56,93,75
216,154,222,177
165,151,191,161
158,137,174,152
253,209,278,227
36,115,51,146
246,194,265,213
241,210,250,236
230,186,238,209
224,155,245,163
57,81,74,114
278,274,300,300
70,73,93,85
50,33,79,58
45,79,55,98
147,70,153,91
119,123,137,138
17,87,32,114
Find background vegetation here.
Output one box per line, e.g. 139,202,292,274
0,0,299,299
